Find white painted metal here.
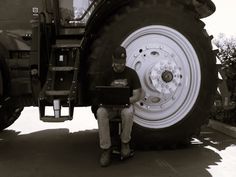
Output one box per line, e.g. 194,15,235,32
122,25,201,129
53,99,61,118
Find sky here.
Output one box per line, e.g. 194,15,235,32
204,0,236,38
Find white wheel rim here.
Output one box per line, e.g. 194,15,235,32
121,25,201,129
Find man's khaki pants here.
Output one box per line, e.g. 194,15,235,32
97,106,134,149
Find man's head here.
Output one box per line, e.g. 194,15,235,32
112,46,126,73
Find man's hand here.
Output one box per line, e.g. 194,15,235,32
129,88,142,104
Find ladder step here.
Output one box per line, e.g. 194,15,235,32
53,43,81,48
50,66,74,71
53,39,82,49
40,116,72,122
45,90,70,96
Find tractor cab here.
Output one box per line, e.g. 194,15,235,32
59,0,92,27
43,0,96,35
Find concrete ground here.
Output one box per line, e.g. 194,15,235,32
208,119,236,139
0,108,236,177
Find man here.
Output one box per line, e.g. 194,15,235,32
96,46,142,167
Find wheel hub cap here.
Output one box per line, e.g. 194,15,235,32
161,70,173,83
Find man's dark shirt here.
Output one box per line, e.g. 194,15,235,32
100,66,141,96
92,66,141,113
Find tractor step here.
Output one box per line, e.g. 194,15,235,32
39,99,74,122
52,43,81,48
53,39,82,49
45,90,70,96
49,66,75,72
38,39,80,122
40,116,72,122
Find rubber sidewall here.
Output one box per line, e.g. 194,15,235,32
89,2,216,144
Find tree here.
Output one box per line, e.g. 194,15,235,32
214,33,236,67
212,34,236,125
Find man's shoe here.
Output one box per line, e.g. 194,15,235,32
121,142,131,158
100,148,111,167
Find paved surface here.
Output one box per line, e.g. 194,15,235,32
1,125,236,177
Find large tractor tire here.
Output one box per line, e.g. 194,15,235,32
0,97,23,131
89,1,217,145
0,57,23,131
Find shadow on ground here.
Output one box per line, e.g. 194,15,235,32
0,127,235,177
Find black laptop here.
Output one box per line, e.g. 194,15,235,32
95,86,130,107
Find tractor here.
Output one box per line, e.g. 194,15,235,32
0,0,217,145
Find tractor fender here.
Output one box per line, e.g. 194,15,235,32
191,0,216,18
0,55,11,97
0,30,18,57
0,65,3,96
0,31,16,96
